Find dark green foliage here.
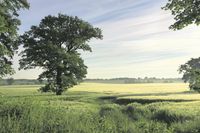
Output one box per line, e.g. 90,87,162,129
179,57,200,92
39,83,54,92
163,0,200,30
19,14,103,95
0,0,29,77
164,1,200,92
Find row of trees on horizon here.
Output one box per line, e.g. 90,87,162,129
0,77,183,86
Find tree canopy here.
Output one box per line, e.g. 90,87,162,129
164,0,200,92
0,0,29,77
163,0,200,30
19,14,103,95
179,58,200,92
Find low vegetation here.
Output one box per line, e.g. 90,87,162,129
1,83,200,133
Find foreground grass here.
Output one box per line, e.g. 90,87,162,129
1,83,200,133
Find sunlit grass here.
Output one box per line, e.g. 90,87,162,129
0,85,41,96
0,83,192,99
1,83,200,132
71,83,189,94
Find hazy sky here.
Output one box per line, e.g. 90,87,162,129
12,0,200,79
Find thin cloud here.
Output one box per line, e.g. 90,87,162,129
12,0,200,79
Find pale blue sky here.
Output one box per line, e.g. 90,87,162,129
12,0,200,79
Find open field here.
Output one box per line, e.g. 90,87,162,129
1,83,200,133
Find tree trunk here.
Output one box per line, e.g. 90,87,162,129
56,68,62,95
56,89,62,95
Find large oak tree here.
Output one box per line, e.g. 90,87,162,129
19,14,103,95
0,0,29,77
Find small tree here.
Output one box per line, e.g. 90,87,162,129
19,14,103,95
163,0,200,30
0,0,29,77
179,58,200,92
6,78,14,85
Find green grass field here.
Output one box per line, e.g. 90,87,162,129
1,83,200,133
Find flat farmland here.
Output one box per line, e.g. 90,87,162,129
1,83,200,133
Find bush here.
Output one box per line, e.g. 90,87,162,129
39,83,55,92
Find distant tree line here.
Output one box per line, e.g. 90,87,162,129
85,77,183,84
0,77,183,85
0,78,46,85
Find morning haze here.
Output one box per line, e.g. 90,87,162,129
1,0,200,132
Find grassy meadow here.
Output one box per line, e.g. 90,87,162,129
1,83,200,133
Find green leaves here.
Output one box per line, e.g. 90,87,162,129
163,0,200,30
0,0,29,77
20,14,103,95
179,57,200,92
164,0,200,91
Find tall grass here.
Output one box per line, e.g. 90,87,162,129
1,84,200,132
1,96,199,133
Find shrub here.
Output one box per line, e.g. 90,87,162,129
39,83,55,92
